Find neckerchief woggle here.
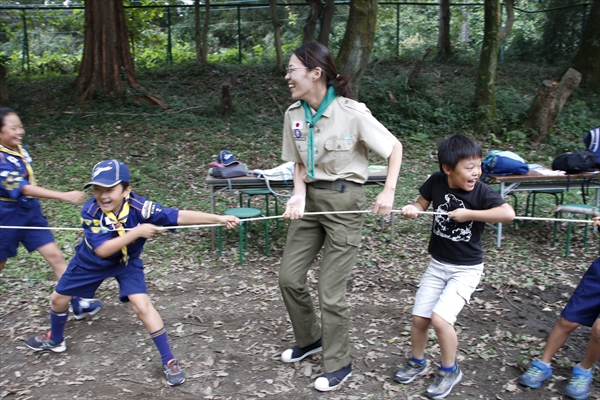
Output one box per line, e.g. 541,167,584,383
103,198,130,265
301,85,337,180
0,144,36,186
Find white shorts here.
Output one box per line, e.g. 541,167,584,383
412,257,484,325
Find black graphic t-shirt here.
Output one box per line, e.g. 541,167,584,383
419,172,505,265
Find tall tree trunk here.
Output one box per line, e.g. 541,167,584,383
269,0,284,74
0,65,7,107
474,0,501,120
75,0,164,106
303,0,323,43
317,0,335,46
437,0,451,58
499,0,514,46
461,6,469,50
572,0,600,92
194,0,203,67
202,0,210,66
194,0,210,67
336,0,378,99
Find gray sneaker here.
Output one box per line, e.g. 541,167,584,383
25,332,66,353
163,359,185,386
394,358,429,383
426,365,463,399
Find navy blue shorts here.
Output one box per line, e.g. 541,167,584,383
561,257,600,327
55,256,147,302
0,199,55,261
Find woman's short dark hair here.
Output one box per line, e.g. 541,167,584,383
437,134,482,172
293,41,352,98
0,107,17,129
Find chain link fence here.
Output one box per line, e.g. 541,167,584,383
0,1,591,75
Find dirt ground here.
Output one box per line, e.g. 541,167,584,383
1,221,600,400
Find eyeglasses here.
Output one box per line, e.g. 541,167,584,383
285,66,309,73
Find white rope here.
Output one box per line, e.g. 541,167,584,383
0,209,596,231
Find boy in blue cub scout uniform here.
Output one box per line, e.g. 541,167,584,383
0,107,101,319
519,244,600,400
25,159,239,386
396,134,515,399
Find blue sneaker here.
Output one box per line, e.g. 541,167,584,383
518,360,553,389
563,364,592,399
314,364,352,392
281,338,322,363
71,298,103,320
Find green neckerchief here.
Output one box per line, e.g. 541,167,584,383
301,85,337,180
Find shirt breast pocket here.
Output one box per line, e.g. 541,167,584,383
324,139,356,173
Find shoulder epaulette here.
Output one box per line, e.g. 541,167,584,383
287,101,302,111
129,195,145,211
84,201,102,218
339,97,369,113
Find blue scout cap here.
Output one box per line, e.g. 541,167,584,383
217,150,239,166
84,159,130,188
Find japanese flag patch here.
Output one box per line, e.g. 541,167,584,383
292,121,304,130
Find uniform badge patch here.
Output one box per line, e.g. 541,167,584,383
6,156,19,166
141,201,156,219
294,129,302,138
292,121,304,130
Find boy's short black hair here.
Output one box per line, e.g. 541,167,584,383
437,134,482,172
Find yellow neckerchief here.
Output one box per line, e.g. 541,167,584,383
103,198,130,264
0,144,36,186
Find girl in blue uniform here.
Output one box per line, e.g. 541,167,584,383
0,107,101,318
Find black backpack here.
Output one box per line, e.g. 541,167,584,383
551,151,598,174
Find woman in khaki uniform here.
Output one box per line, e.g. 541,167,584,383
278,41,403,391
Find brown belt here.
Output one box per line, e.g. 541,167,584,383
309,180,362,193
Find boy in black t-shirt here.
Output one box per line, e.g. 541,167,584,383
394,134,515,399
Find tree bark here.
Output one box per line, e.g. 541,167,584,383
461,6,469,49
202,0,210,67
524,68,582,144
499,0,514,46
336,0,378,99
572,0,600,92
474,0,501,120
408,48,432,89
317,0,335,46
0,65,7,107
437,0,451,58
269,0,284,74
302,0,323,44
195,0,210,67
74,0,164,106
221,82,233,117
194,0,203,67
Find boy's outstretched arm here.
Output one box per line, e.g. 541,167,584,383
94,224,163,258
178,210,239,229
401,195,430,219
449,203,515,224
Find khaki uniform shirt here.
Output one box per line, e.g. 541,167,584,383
282,96,397,183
